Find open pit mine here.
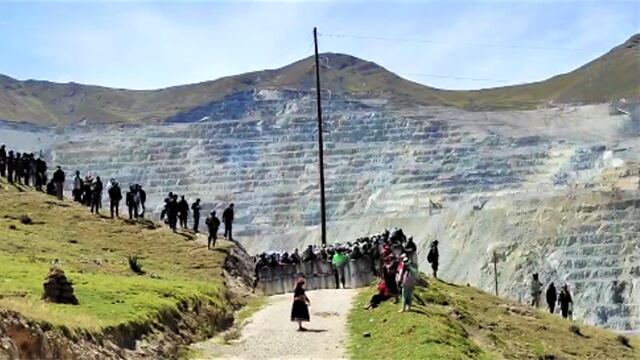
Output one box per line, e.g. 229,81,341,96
1,34,639,332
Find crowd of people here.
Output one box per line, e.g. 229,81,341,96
0,145,53,194
0,145,236,249
530,273,574,319
159,194,234,249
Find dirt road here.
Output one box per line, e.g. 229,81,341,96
193,289,358,359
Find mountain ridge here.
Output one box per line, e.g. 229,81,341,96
0,34,638,126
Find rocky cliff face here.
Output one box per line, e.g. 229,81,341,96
2,89,639,331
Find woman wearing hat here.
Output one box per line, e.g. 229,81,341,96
291,278,311,331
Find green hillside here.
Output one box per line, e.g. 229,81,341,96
0,34,637,126
349,278,640,360
0,177,232,332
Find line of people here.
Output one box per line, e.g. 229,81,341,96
531,273,574,319
0,144,53,194
159,192,235,249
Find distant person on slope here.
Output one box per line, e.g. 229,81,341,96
530,273,543,308
35,156,46,192
167,195,179,231
72,171,83,202
0,144,6,177
558,284,573,319
399,256,417,313
52,166,65,200
125,186,136,220
178,196,189,230
427,240,439,278
205,210,220,249
7,151,15,183
14,153,23,185
191,199,201,233
546,282,557,314
108,179,122,219
222,203,235,241
332,249,348,289
291,278,311,331
90,176,103,214
136,184,146,218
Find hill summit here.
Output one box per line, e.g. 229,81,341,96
0,34,638,126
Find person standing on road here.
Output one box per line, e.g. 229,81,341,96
205,210,220,249
191,199,201,233
52,166,65,200
290,279,311,331
222,203,235,241
332,249,348,289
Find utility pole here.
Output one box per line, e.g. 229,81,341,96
313,27,327,246
493,250,499,296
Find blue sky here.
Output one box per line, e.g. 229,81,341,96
0,1,638,90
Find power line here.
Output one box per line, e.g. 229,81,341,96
319,32,593,52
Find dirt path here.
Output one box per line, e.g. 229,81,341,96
193,289,358,360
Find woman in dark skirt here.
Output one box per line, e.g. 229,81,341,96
291,279,311,331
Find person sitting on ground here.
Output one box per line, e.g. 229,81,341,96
291,278,311,331
365,279,392,310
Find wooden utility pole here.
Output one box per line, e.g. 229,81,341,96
313,27,327,246
493,250,499,296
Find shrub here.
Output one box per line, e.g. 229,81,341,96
128,255,145,275
19,215,32,225
617,335,632,348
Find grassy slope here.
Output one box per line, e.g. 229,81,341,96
0,177,231,332
0,34,637,126
349,278,640,360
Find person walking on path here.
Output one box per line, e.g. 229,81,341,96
558,284,573,319
427,240,439,278
206,211,220,249
108,179,122,218
332,249,348,289
291,279,311,331
90,176,103,214
178,196,189,230
530,273,543,308
191,199,201,233
52,166,65,200
222,203,234,241
546,282,557,314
